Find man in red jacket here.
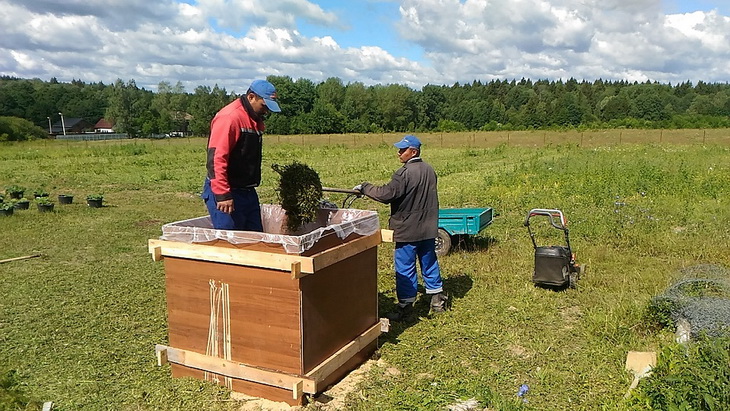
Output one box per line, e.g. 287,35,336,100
202,79,281,231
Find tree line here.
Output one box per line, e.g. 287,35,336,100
1,75,729,141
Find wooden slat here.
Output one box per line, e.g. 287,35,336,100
308,233,381,274
380,229,393,243
292,380,303,400
290,261,302,280
151,246,162,261
0,254,42,264
149,239,314,273
305,321,382,386
156,344,316,393
150,232,381,277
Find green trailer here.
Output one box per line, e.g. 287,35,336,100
436,207,494,256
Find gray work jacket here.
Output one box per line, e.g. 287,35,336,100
361,158,439,243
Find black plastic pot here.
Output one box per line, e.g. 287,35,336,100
37,203,55,213
58,194,74,204
87,198,103,208
14,201,30,210
0,208,14,216
9,191,24,199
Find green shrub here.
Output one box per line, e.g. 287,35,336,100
643,297,680,331
5,185,24,195
35,197,53,206
0,116,47,141
32,188,49,198
0,369,41,410
627,335,730,409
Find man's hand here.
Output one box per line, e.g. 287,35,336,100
352,184,363,192
217,199,234,214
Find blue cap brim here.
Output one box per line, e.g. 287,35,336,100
394,141,410,149
263,98,281,113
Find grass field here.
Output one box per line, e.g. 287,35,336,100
1,135,729,410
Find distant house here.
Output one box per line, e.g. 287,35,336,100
51,118,93,134
94,118,114,133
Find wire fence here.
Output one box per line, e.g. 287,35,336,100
265,129,730,148
45,128,730,148
55,133,131,141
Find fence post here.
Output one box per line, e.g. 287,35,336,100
619,131,622,145
507,132,510,146
703,129,706,144
580,132,583,146
660,129,663,143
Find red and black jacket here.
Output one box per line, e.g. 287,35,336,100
206,97,265,202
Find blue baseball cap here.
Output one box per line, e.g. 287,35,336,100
394,134,422,149
249,79,281,112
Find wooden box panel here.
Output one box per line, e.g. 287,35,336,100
158,232,381,405
300,247,378,372
165,257,302,374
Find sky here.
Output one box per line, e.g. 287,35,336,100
0,0,728,94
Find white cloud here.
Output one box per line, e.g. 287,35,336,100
397,0,730,84
0,0,728,93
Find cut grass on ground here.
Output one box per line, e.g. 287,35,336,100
1,138,729,410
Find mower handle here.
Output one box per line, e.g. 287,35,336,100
322,187,363,208
523,208,567,231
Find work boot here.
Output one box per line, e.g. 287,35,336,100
430,292,449,313
385,303,414,322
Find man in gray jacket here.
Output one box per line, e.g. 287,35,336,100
355,134,447,321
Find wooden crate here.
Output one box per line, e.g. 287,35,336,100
149,229,385,405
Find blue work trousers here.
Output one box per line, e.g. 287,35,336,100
394,239,443,303
202,179,263,231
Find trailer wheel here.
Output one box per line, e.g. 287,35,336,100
435,229,451,256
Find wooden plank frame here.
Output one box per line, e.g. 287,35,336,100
148,231,381,278
152,227,384,404
155,319,386,400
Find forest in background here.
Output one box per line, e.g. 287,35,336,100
1,75,729,141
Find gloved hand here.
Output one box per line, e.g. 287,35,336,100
352,184,363,192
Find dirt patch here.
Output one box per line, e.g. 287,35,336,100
134,219,163,227
507,344,531,359
232,359,379,410
560,305,582,330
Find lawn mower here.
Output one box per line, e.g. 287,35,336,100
524,208,583,289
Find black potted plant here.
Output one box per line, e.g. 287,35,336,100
13,197,30,210
36,196,55,213
5,185,25,200
0,201,14,217
87,194,104,208
58,194,74,204
33,188,50,199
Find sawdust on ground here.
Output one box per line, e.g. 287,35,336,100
233,359,381,411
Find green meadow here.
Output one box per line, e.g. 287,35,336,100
1,134,729,410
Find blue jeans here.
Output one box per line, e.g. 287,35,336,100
202,179,263,231
394,239,443,303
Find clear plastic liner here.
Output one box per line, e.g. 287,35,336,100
160,204,380,254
